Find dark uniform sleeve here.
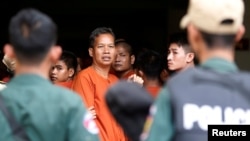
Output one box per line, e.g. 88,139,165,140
144,87,174,141
67,97,100,141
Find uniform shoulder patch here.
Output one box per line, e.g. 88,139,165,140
140,105,157,141
83,111,99,134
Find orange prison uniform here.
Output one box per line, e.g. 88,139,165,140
55,80,73,89
121,70,135,80
2,76,10,83
71,66,127,141
146,86,161,98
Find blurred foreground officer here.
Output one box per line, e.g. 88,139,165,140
143,0,250,141
0,8,99,141
105,81,153,141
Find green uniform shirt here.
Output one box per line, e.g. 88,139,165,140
0,74,100,141
145,58,238,141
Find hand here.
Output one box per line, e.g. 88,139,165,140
88,106,97,119
127,74,144,86
2,54,16,71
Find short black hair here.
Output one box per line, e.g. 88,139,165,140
9,8,57,65
115,39,134,56
89,27,115,48
60,50,78,77
169,31,193,53
135,49,165,80
199,30,236,49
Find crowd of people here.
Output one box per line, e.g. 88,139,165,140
0,0,249,141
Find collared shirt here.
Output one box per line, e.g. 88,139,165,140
200,57,238,73
72,66,128,141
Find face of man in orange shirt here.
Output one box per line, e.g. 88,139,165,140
89,33,116,67
50,60,74,83
112,45,134,72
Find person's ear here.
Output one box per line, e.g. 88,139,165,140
49,45,62,63
130,55,135,65
68,68,75,78
186,53,194,63
235,25,245,42
187,24,201,53
88,47,93,57
3,44,15,58
187,24,205,60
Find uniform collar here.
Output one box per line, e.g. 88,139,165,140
200,57,238,73
9,73,51,85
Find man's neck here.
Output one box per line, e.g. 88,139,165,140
92,64,110,79
176,62,195,73
200,48,234,64
116,69,133,79
143,78,162,87
14,63,50,80
185,62,195,69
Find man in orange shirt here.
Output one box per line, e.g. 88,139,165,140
135,49,165,98
50,50,78,89
111,39,135,79
72,27,127,141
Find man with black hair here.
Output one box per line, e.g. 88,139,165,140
135,49,165,98
144,0,250,141
112,39,136,79
72,27,128,141
167,32,195,74
50,50,78,89
0,8,99,141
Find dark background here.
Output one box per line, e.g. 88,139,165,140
0,0,188,58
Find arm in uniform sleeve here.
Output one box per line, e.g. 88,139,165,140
67,97,100,141
71,75,94,108
145,87,174,141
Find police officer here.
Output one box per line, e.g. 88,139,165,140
0,8,99,141
143,0,250,141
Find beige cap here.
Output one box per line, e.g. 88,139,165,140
180,0,244,34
